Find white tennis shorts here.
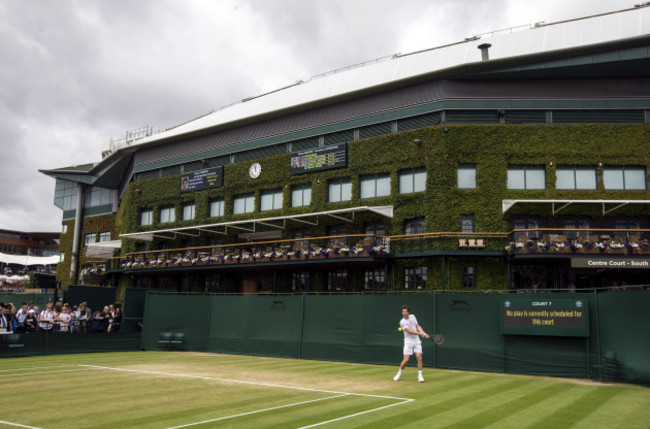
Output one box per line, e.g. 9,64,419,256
403,341,422,356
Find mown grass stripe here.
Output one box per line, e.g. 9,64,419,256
441,382,576,428
540,386,624,427
354,378,531,428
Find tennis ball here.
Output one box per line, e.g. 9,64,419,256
398,327,402,331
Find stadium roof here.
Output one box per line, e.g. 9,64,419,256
125,6,650,149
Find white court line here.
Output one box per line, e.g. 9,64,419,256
82,364,415,428
79,365,411,401
298,399,413,429
0,420,43,429
0,368,99,378
165,394,348,429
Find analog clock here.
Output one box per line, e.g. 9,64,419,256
249,162,261,179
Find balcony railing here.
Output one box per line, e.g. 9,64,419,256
99,234,387,272
79,229,650,275
506,228,650,255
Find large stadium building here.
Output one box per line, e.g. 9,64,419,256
41,6,650,296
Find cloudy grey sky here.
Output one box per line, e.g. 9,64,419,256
0,0,636,232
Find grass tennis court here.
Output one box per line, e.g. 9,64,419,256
1,352,648,428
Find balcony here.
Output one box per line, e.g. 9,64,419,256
506,228,650,257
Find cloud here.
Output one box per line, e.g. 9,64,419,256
0,0,635,232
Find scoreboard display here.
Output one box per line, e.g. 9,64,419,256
181,166,223,192
501,299,589,337
290,143,347,174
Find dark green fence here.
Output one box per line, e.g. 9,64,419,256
0,332,141,357
140,290,650,386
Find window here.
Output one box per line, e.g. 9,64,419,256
140,209,153,226
327,224,347,247
563,219,591,240
209,199,224,217
360,173,390,199
404,217,425,235
328,270,347,291
507,166,545,190
461,266,476,289
205,273,220,293
513,217,540,241
364,221,385,237
294,229,311,250
603,166,646,190
292,271,310,292
461,215,474,233
84,186,112,208
405,267,427,289
233,193,255,214
160,206,175,223
328,178,352,202
399,168,426,193
457,165,477,189
98,232,111,242
364,269,385,290
291,184,311,207
182,203,195,220
556,166,597,190
53,179,78,210
61,224,68,234
84,233,96,245
260,188,283,211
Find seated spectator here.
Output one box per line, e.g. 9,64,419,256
74,303,90,333
99,306,111,332
13,303,28,333
0,303,9,333
38,303,56,332
23,309,38,333
88,311,105,333
57,306,72,332
108,307,122,334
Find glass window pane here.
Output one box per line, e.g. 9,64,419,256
341,180,351,201
603,168,624,190
303,186,311,206
575,168,596,190
526,168,545,189
507,168,525,189
233,196,245,214
292,189,302,207
183,204,195,220
458,166,476,189
246,195,255,212
360,178,375,199
624,168,646,190
328,182,341,202
210,199,224,217
555,168,575,190
413,170,426,192
376,175,390,197
399,173,413,194
261,193,273,211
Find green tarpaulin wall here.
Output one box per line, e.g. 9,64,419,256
141,291,650,386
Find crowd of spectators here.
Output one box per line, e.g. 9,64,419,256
0,300,122,334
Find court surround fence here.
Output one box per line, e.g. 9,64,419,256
140,289,650,386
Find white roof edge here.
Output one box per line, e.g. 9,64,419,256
502,199,650,214
116,7,649,151
120,205,394,241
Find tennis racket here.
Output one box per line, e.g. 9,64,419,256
429,333,445,345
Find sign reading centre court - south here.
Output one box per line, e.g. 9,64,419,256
290,143,347,174
571,257,650,269
501,299,589,337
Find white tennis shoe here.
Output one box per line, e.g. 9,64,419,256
418,375,425,383
393,373,401,381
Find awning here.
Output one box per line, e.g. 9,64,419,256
85,240,122,258
0,252,60,266
503,199,650,215
120,205,394,242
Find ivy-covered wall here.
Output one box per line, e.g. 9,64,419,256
57,213,118,287
105,123,650,291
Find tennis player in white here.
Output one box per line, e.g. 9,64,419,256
394,305,429,383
